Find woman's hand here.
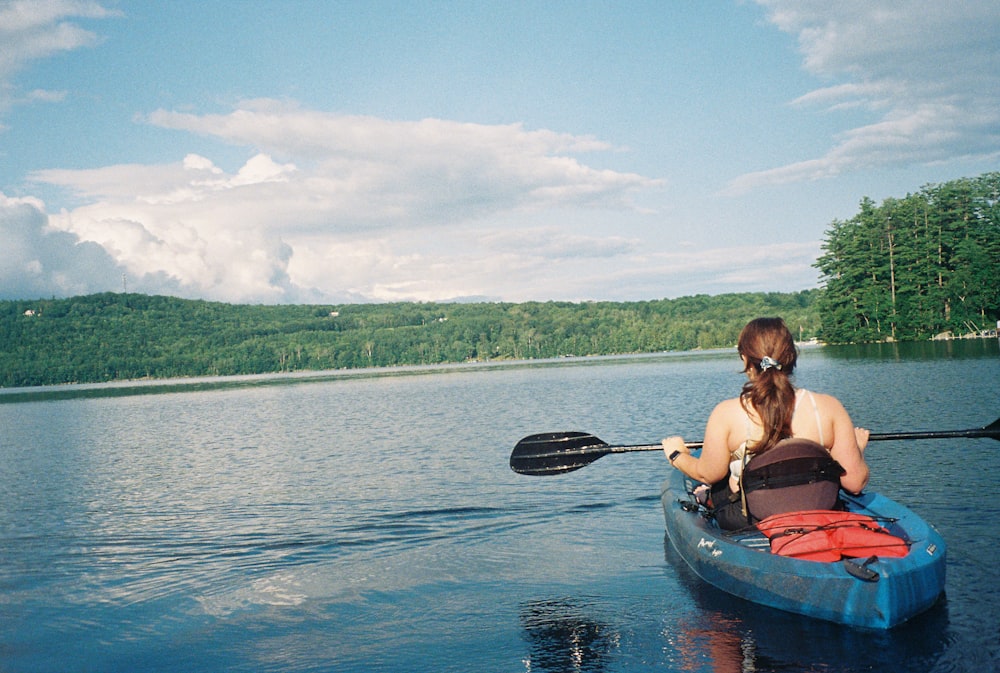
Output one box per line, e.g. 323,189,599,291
662,436,689,463
854,427,870,454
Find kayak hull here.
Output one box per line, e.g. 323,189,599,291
660,470,946,629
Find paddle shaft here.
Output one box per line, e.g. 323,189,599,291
868,425,1000,442
604,441,702,454
606,422,1000,455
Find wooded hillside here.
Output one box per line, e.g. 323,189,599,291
1,291,818,387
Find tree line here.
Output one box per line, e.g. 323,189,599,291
815,172,999,342
0,291,819,387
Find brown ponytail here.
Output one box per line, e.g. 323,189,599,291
737,318,799,454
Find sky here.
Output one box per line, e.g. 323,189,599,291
2,1,998,305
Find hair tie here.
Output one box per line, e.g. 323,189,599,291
759,356,782,371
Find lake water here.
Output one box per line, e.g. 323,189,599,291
1,340,998,672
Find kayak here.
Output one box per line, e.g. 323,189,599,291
660,469,946,629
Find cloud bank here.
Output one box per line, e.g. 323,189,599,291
0,193,126,297
24,102,660,303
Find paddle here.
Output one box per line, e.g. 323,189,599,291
509,416,1000,476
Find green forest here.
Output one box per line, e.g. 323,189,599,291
2,173,997,388
0,291,819,387
815,172,999,342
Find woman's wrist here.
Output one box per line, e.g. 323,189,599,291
670,450,691,475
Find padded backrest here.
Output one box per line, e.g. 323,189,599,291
742,438,845,522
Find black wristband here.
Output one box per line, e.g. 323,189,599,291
668,449,681,463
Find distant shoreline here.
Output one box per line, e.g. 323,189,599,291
0,291,822,388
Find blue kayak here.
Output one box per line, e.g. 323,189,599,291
660,469,946,629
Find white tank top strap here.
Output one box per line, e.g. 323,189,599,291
794,388,825,446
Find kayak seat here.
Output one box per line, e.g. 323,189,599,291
742,437,846,523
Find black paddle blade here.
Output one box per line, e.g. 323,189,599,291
510,432,611,476
983,417,1000,441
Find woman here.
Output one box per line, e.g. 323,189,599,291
662,317,870,529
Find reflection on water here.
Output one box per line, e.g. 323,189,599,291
520,598,620,673
821,337,998,361
665,612,755,673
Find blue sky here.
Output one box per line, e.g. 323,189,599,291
2,1,998,304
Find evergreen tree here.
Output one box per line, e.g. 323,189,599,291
816,173,1000,342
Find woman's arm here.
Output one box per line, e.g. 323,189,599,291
662,400,735,485
822,395,870,493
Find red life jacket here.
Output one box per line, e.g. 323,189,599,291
757,510,911,562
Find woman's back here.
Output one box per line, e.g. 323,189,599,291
662,317,871,530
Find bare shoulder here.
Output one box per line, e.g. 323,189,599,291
708,396,747,423
704,396,745,452
804,390,854,426
808,390,849,414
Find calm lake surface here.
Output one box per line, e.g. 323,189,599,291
1,340,998,672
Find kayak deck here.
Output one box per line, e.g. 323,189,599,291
660,471,946,629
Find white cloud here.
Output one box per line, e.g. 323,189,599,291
146,99,616,159
20,88,67,104
7,147,818,304
0,0,119,111
726,1,1000,194
282,232,821,305
600,241,824,301
478,228,637,259
282,226,646,304
144,102,656,220
0,192,126,297
25,103,662,303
